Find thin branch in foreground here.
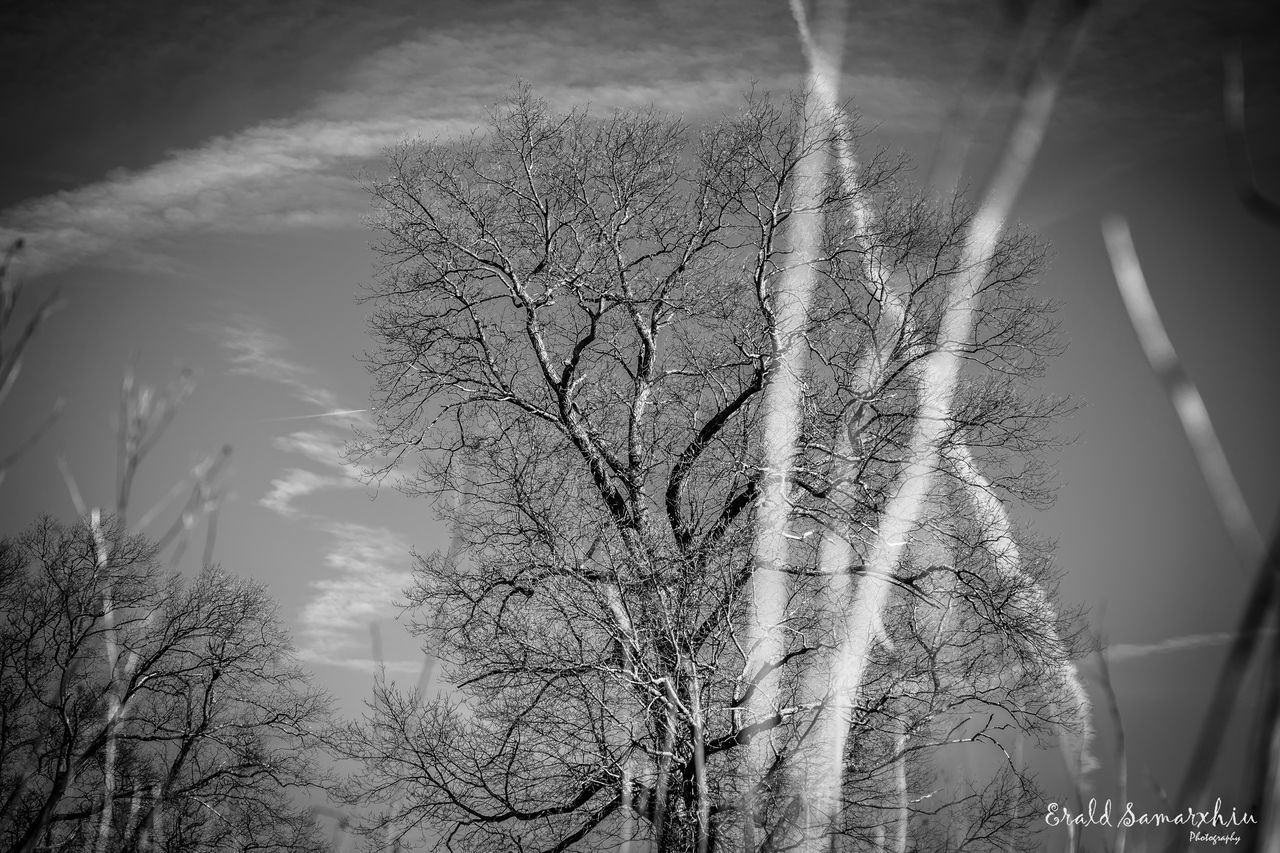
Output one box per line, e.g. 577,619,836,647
0,397,65,487
806,4,1092,849
1165,522,1279,853
743,0,849,840
925,0,1061,196
1101,215,1264,569
153,443,232,563
1094,643,1127,853
0,237,66,482
57,452,89,517
0,239,64,408
1222,40,1280,227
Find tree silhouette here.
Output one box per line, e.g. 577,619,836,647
0,516,331,853
336,86,1086,853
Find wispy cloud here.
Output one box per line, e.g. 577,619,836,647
260,468,360,518
273,430,356,471
215,316,345,413
297,521,418,674
0,2,953,277
0,117,453,275
211,315,418,670
212,315,373,517
3,0,1221,280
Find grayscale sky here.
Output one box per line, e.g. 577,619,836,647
1,0,1277,838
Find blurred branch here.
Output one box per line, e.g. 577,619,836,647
1102,216,1264,568
0,241,63,408
805,4,1093,850
744,0,849,843
1164,524,1278,853
798,3,1090,845
1103,214,1277,852
1255,616,1280,853
135,443,224,532
116,364,197,525
1223,40,1280,227
925,0,1061,195
0,397,65,487
56,365,232,571
973,0,1092,240
56,452,89,517
153,443,232,564
1094,643,1128,853
0,239,65,485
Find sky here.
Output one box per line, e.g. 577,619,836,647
0,0,1278,846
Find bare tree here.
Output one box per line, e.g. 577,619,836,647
0,515,331,853
336,86,1085,852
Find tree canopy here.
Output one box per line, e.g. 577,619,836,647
339,87,1084,853
0,516,331,853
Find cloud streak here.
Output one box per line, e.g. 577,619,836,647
273,430,358,470
212,315,373,518
215,315,350,413
0,2,952,277
1,0,1229,279
0,117,454,275
211,315,419,672
260,468,360,518
296,521,417,674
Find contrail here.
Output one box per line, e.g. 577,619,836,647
1105,631,1263,663
264,408,368,422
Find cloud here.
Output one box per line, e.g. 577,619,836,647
214,316,345,412
4,0,1233,279
260,431,372,517
210,317,420,672
212,315,375,516
0,117,454,275
273,430,356,471
0,1,955,277
260,468,360,518
296,522,418,673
